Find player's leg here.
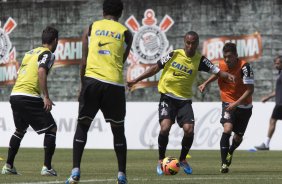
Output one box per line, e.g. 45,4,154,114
179,124,193,175
157,119,173,175
268,105,282,141
41,125,57,176
219,102,234,173
226,133,241,167
157,95,175,175
220,123,232,166
177,100,194,174
256,105,281,150
158,119,173,160
227,107,252,166
2,96,29,175
255,118,276,150
110,124,127,183
267,118,277,141
179,123,194,161
2,130,25,175
230,107,252,154
23,96,58,176
65,118,93,184
100,83,127,183
66,77,101,183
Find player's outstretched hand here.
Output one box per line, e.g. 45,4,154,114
127,79,138,90
227,73,235,83
261,96,268,103
198,83,206,93
226,102,237,111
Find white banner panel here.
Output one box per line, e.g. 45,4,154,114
0,102,281,150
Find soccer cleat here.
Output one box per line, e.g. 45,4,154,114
226,153,233,166
1,164,18,175
220,164,229,173
156,160,164,175
41,166,57,176
255,143,269,150
65,170,80,184
179,160,192,174
117,175,127,184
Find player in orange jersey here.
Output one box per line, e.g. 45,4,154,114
198,42,254,173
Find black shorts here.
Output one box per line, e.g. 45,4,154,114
78,77,126,125
10,95,56,134
158,94,194,127
220,102,252,136
271,105,282,120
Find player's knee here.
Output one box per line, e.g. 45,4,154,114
223,126,232,134
74,120,91,142
183,124,194,136
184,131,194,137
159,128,170,136
15,129,26,137
234,134,243,142
49,125,57,133
160,124,172,135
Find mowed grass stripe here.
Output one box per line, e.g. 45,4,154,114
1,148,282,184
8,176,282,184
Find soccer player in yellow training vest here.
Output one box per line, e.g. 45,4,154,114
1,26,59,176
127,31,235,176
65,0,132,184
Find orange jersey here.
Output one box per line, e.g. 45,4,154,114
218,60,254,105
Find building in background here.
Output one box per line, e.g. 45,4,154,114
0,0,281,102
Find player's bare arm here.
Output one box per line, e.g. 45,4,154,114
198,74,218,93
261,91,276,103
217,70,235,83
226,83,254,111
127,64,161,88
199,56,235,85
81,27,89,83
123,30,133,63
38,67,54,112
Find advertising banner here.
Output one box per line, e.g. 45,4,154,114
0,17,19,86
0,102,280,150
54,38,82,67
202,32,262,63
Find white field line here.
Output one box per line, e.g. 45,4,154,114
8,176,282,184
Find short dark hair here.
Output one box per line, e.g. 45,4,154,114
42,26,58,44
185,31,199,42
223,42,237,54
103,0,123,18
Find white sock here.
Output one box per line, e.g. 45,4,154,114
264,137,271,147
118,171,125,178
71,167,80,174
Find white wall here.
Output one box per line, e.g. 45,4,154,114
0,102,281,150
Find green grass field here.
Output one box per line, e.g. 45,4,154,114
0,148,282,184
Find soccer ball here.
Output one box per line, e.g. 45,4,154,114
162,156,180,175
